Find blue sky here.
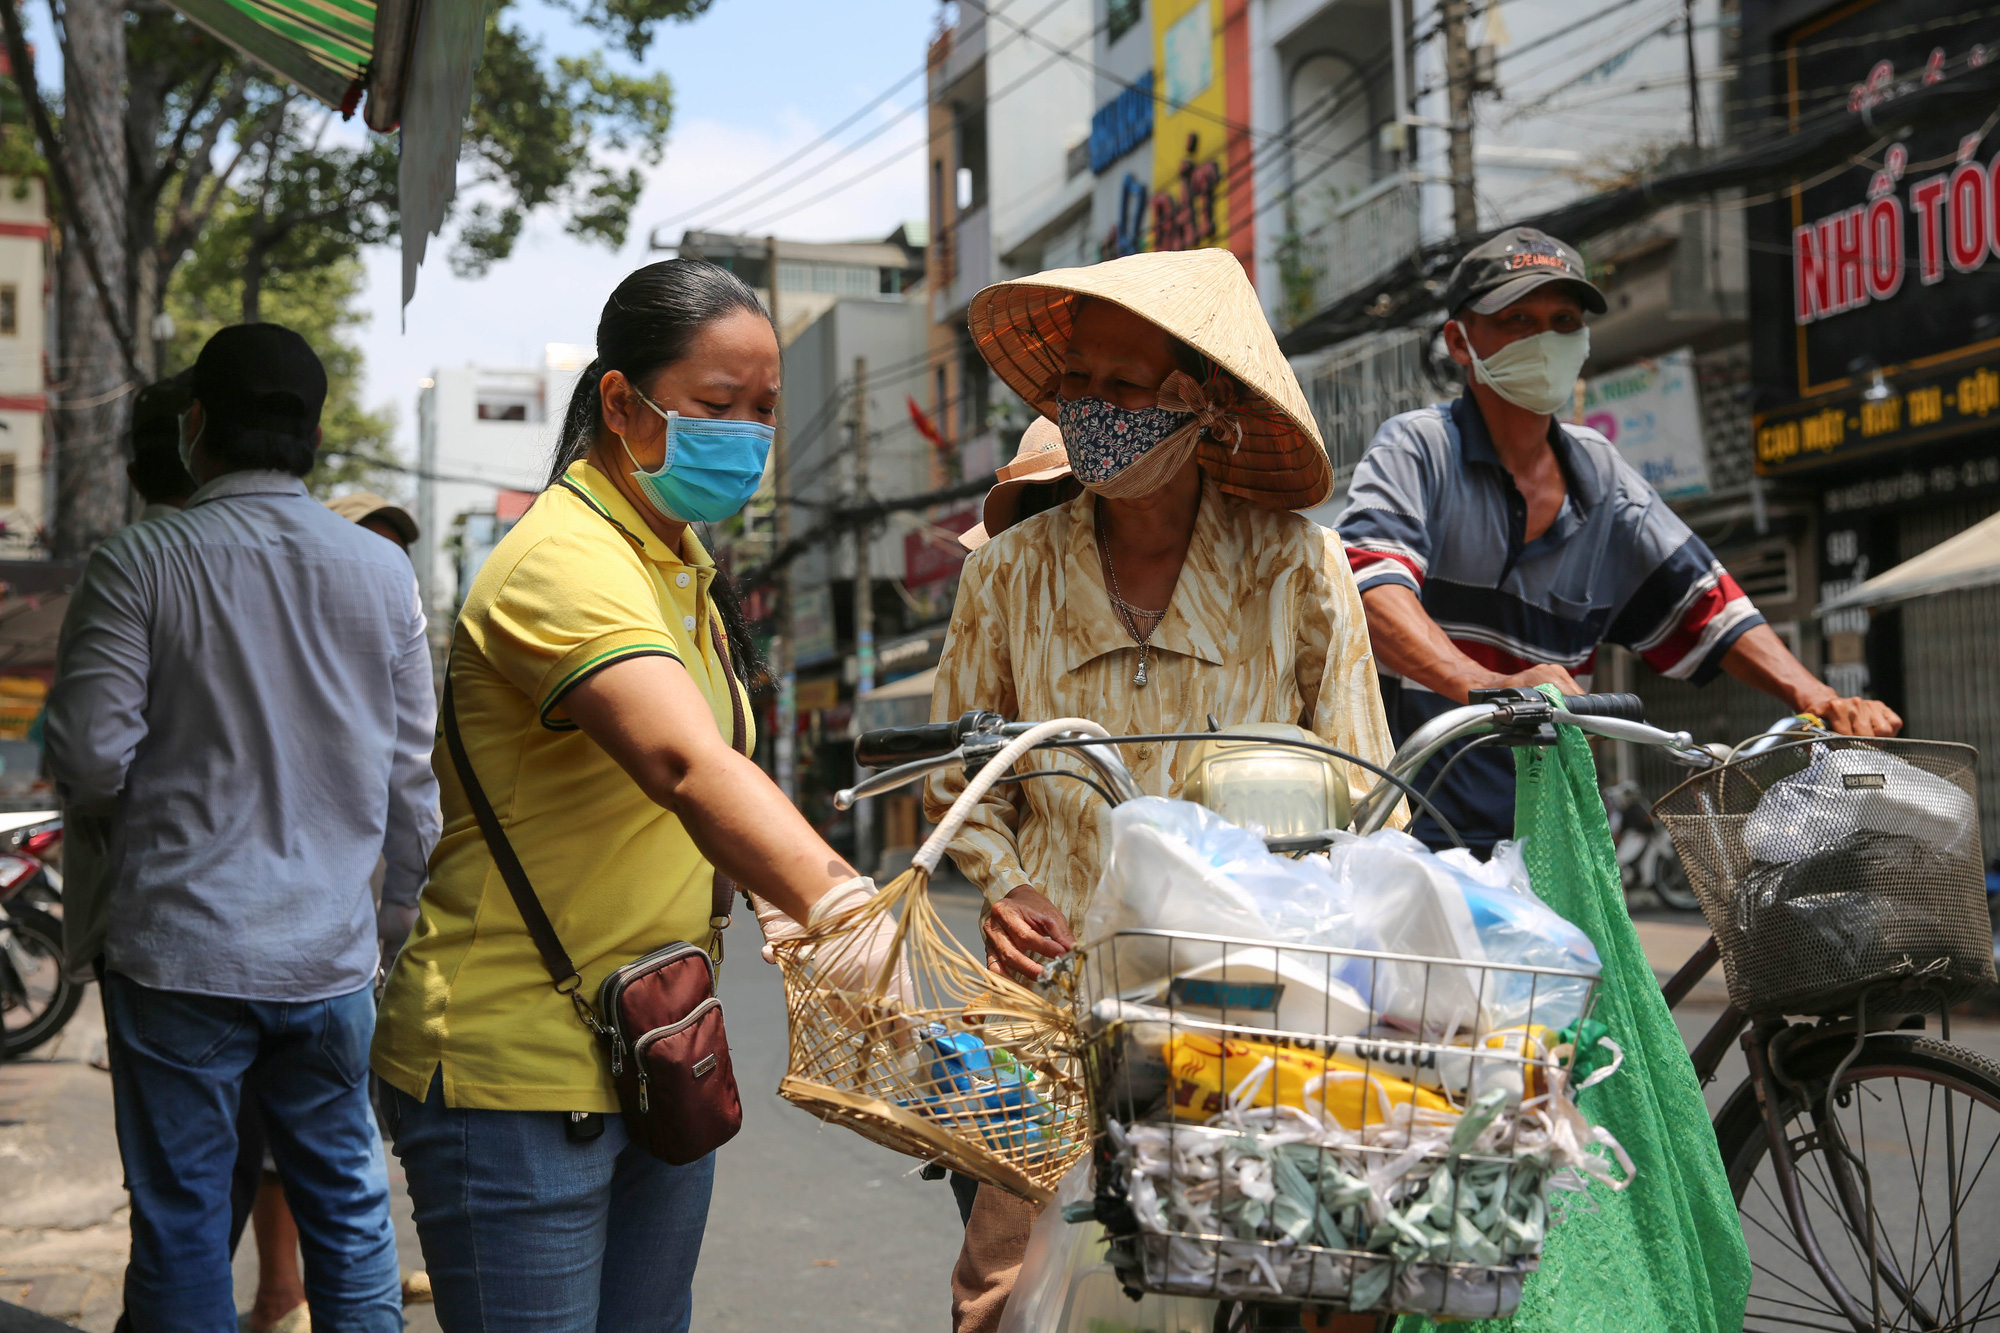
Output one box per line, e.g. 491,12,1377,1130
26,0,940,475
356,0,937,467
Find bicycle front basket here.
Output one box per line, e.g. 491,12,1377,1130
1653,737,1995,1017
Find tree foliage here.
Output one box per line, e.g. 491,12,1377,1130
7,0,709,551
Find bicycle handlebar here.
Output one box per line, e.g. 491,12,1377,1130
851,694,1651,772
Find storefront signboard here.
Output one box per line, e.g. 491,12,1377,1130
1580,349,1710,498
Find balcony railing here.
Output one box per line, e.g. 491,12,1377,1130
1290,176,1422,324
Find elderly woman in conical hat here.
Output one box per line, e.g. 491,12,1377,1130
924,248,1397,1332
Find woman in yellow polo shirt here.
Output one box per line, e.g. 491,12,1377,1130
371,259,870,1332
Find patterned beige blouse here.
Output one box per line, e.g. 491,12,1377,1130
923,473,1402,931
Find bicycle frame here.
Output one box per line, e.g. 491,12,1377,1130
842,704,1966,1331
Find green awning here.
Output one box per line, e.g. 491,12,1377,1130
221,0,377,82
166,0,482,307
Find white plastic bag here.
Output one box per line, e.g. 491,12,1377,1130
1082,798,1356,1003
998,1161,1216,1333
1742,745,1975,863
1437,840,1601,1031
1328,829,1489,1035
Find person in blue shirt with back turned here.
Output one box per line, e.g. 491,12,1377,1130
1337,227,1900,854
46,323,438,1332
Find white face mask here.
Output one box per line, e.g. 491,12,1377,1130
1454,323,1591,416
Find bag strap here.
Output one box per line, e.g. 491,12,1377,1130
705,616,748,948
440,671,601,1031
553,475,751,946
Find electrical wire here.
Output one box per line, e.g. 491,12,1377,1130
995,767,1117,808
1422,734,1511,809
649,63,931,236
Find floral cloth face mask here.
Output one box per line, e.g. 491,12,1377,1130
1056,395,1189,489
1054,371,1247,499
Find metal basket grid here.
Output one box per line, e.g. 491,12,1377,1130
1074,928,1608,1318
1653,737,1995,1018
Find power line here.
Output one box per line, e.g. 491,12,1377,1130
729,0,1090,235
648,63,931,242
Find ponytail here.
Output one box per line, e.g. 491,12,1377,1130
548,358,608,489
547,259,775,684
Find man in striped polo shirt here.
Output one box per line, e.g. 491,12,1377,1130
1338,227,1899,853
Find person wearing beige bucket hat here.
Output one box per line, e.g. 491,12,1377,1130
921,248,1398,1333
957,416,1078,551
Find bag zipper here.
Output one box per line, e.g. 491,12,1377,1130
632,996,724,1113
600,941,715,1078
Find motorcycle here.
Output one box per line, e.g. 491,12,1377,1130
1,812,78,1059
1601,780,1700,911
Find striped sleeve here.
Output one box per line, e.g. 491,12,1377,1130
1605,521,1765,684
1334,415,1435,594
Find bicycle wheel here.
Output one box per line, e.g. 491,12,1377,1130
1649,840,1701,912
1712,1031,2000,1331
1,906,79,1058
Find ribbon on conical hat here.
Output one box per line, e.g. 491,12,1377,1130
968,248,1332,511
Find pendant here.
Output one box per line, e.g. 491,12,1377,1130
1133,653,1149,687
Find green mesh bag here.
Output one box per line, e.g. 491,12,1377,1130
1395,690,1748,1333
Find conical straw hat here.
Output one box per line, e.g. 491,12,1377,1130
968,248,1331,511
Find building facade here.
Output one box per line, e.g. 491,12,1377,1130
413,342,593,628
0,177,49,558
1741,0,2000,848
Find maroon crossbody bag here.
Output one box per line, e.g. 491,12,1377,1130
439,621,747,1165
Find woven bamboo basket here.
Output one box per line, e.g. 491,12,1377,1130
772,720,1104,1203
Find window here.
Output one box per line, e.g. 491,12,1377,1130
1162,3,1214,109
0,285,17,336
1107,0,1143,43
474,372,544,424
0,453,18,505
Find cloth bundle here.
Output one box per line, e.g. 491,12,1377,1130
1105,1028,1632,1314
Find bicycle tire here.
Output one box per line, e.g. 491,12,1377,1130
1648,842,1702,913
1,905,79,1058
1711,1031,2000,1331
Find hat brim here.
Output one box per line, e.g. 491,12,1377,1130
1466,272,1608,316
363,506,420,545
974,462,1077,543
968,253,1333,511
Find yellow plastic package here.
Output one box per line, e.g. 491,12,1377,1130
1164,1033,1454,1128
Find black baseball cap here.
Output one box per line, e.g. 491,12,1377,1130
1441,226,1607,318
190,323,327,440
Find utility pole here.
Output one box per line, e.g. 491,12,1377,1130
1441,0,1478,238
850,356,874,873
1681,0,1703,156
768,235,797,802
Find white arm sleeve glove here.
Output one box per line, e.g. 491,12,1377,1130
749,876,876,964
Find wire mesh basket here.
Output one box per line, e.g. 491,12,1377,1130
1653,737,1996,1018
771,864,1090,1204
1074,928,1621,1318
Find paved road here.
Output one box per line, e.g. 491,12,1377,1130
8,891,2000,1330
0,883,990,1331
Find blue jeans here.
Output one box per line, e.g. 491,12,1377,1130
101,971,401,1333
388,1072,714,1332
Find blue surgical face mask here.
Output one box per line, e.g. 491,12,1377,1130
621,389,774,524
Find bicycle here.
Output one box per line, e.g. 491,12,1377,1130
842,690,2000,1331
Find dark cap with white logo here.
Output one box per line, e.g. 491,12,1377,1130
1442,226,1608,317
